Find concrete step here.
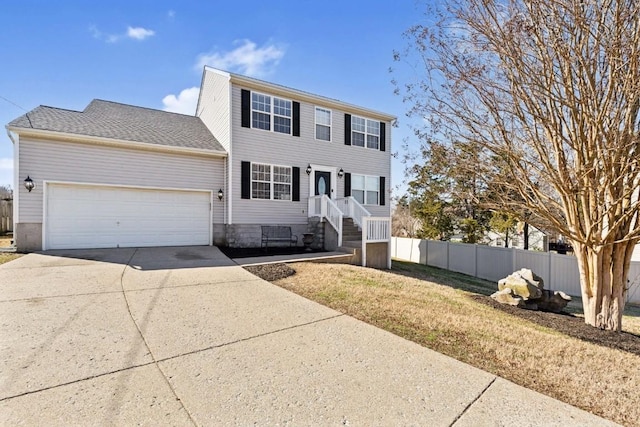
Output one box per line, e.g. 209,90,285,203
340,240,362,249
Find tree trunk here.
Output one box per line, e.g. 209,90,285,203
505,229,509,248
574,241,632,331
523,222,529,250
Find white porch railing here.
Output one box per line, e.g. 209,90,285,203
363,217,391,242
362,217,392,268
309,196,391,268
308,195,343,246
336,196,370,230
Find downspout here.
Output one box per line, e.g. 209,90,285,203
227,76,233,225
6,129,18,233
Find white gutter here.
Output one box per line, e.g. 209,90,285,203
6,127,228,159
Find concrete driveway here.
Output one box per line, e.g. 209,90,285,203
0,246,615,426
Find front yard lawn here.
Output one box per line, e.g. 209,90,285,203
246,261,640,427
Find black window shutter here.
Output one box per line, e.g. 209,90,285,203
292,167,300,201
379,176,386,206
380,122,386,152
241,161,251,199
292,101,300,137
241,89,251,128
344,173,351,197
344,114,351,145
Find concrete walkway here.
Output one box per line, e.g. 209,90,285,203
0,246,616,426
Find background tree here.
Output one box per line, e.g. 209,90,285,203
395,0,640,330
489,211,518,247
0,185,12,201
405,139,491,241
391,196,422,237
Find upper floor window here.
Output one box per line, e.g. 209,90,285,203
251,92,291,134
251,163,292,200
352,174,380,205
315,107,331,141
351,115,379,149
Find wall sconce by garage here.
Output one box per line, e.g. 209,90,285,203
306,164,312,175
217,188,224,201
338,168,344,178
24,176,35,192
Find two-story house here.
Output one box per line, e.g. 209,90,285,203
6,67,394,267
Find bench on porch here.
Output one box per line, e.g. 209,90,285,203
261,226,298,249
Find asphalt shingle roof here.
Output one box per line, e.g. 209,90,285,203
7,99,225,152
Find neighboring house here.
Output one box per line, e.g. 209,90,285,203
6,67,394,267
486,223,547,251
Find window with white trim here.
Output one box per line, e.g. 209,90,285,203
352,174,380,205
251,163,292,200
315,107,331,141
251,92,291,134
351,115,379,149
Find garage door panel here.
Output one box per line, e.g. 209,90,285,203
45,184,211,249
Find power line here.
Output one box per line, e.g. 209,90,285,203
0,95,27,112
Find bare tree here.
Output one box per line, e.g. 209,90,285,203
396,0,640,330
0,185,12,201
392,197,422,238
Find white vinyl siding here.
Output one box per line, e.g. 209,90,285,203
196,70,231,151
352,174,380,206
315,107,331,141
18,138,225,224
231,85,392,223
251,163,291,201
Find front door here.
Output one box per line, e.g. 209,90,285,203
315,171,332,198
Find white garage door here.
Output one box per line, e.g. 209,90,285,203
45,183,211,250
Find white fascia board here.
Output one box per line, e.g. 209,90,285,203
204,66,396,123
6,127,228,159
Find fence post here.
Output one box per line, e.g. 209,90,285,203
446,241,450,270
474,244,478,278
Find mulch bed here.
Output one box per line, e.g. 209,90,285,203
244,263,297,282
470,295,640,356
219,246,327,259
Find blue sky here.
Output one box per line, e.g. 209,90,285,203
1,1,426,195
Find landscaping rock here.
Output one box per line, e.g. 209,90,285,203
498,268,544,300
494,269,571,314
537,290,572,313
490,288,525,308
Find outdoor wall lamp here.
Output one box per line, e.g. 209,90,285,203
306,164,312,175
217,188,224,201
338,168,344,178
24,176,35,192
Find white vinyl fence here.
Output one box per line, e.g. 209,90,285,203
391,237,640,304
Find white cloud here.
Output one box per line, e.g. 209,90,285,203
167,10,175,19
89,25,102,39
90,25,155,43
127,26,155,40
195,39,286,77
162,87,199,115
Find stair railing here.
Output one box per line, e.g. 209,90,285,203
336,196,370,230
308,195,343,247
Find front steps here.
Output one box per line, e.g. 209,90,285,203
338,218,362,263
